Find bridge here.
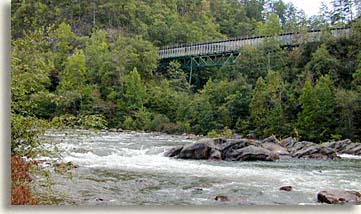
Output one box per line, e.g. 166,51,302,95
158,28,351,83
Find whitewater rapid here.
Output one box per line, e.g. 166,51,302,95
33,129,361,205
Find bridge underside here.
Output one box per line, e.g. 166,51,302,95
159,51,241,71
158,51,242,86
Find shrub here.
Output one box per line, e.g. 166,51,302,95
50,114,108,129
11,114,41,156
11,156,38,205
77,114,108,129
207,127,233,138
148,113,170,132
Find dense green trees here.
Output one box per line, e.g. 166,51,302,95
11,0,361,153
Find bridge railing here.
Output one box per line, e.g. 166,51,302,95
159,28,351,59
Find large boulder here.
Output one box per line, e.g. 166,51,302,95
324,139,351,152
209,149,222,160
220,139,251,160
317,189,361,204
288,141,315,154
280,137,296,148
261,142,290,156
292,144,339,160
262,135,280,144
164,146,183,157
224,145,279,161
340,143,361,155
177,139,219,160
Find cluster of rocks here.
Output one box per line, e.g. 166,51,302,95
164,135,361,161
214,188,361,205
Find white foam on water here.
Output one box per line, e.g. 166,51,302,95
62,149,282,179
339,153,361,159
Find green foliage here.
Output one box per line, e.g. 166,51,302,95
148,113,171,132
86,29,111,84
207,130,218,138
111,36,159,79
145,80,177,121
250,77,268,136
49,23,77,70
77,115,108,129
314,75,336,140
189,94,217,135
297,76,336,142
50,114,78,129
256,13,283,36
55,49,94,115
176,121,192,133
297,80,320,141
305,44,339,81
335,88,358,139
11,114,44,156
123,68,146,112
249,71,287,138
50,114,108,129
121,108,152,131
207,127,233,138
11,29,54,115
58,49,87,91
10,0,361,144
210,0,255,37
122,116,136,130
167,61,190,92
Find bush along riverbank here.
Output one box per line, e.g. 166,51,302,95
11,156,38,205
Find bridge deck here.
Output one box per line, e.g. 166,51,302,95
159,28,351,60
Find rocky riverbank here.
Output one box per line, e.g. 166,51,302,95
164,135,361,161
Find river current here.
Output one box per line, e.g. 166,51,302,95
33,129,361,205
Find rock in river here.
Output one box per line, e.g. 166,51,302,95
224,145,279,161
292,144,339,160
215,195,249,204
279,186,293,191
164,146,183,157
261,142,290,156
177,139,219,160
317,189,361,204
262,135,280,144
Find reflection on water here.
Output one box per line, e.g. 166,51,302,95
33,129,361,205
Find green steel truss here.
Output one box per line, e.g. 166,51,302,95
159,51,241,85
160,51,241,71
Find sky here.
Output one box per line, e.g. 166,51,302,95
283,0,332,17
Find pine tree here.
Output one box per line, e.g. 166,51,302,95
297,80,320,141
123,67,146,112
297,76,336,142
335,88,358,138
264,71,286,136
250,77,268,137
314,75,336,141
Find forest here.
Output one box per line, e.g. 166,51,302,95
11,0,361,158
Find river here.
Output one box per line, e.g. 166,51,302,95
32,129,361,205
